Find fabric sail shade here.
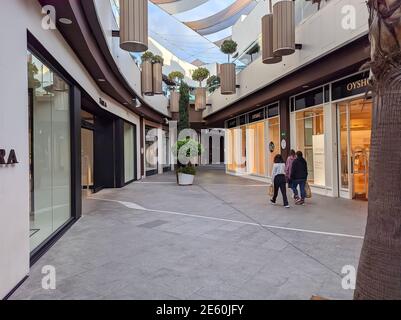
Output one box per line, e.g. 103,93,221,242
262,14,282,64
169,91,180,113
120,0,148,52
220,63,236,95
141,60,153,95
153,62,163,95
273,0,295,56
195,88,207,111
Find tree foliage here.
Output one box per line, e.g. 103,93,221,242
152,55,164,65
178,81,190,132
141,51,154,62
207,75,221,93
168,71,184,83
192,67,210,86
220,39,238,62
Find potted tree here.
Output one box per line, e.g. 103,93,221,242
220,39,238,95
192,67,210,111
152,55,164,94
168,71,184,113
173,138,203,186
141,51,154,95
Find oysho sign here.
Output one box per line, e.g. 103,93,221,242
346,78,369,91
0,149,19,165
332,71,370,101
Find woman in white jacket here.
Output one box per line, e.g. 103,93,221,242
270,154,290,208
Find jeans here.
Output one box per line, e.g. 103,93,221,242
292,179,307,200
272,174,289,206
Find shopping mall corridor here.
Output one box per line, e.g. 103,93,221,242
11,167,368,300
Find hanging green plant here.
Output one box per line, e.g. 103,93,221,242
152,55,164,65
220,39,238,63
192,67,210,87
141,51,154,62
178,81,190,132
207,75,221,93
248,43,260,62
168,71,184,83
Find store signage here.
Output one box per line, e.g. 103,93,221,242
269,142,275,153
281,139,287,151
0,149,19,165
227,118,237,128
332,71,370,100
99,98,108,108
248,108,265,123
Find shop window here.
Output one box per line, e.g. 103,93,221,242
295,106,325,186
226,127,246,173
267,117,280,177
247,122,266,177
28,50,72,252
145,126,158,174
124,122,135,183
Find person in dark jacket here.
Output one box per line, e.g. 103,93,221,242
290,151,308,205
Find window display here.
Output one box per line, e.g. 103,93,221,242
295,106,325,186
28,50,72,252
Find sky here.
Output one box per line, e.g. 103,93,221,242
148,1,236,64
111,0,252,65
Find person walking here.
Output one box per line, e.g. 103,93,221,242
290,151,308,205
270,154,290,208
285,149,296,196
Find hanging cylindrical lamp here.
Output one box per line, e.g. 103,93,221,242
119,0,148,52
152,56,163,95
53,74,69,92
220,63,236,95
273,0,295,57
169,91,180,113
195,88,207,111
141,60,153,95
262,14,282,64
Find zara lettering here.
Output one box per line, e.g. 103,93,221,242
0,149,19,165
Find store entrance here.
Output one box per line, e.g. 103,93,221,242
337,98,372,200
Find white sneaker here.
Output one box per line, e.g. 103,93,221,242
285,205,290,208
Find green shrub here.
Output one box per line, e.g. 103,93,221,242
220,40,238,63
141,51,154,62
178,82,190,131
177,165,196,176
192,67,210,86
207,75,221,93
168,71,184,83
152,55,164,65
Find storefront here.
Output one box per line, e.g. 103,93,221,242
28,48,81,257
332,72,371,200
290,70,371,200
226,102,281,179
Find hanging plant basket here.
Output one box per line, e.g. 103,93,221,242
169,91,180,113
141,60,153,95
273,0,296,57
119,0,148,52
262,14,283,64
220,63,236,95
195,87,207,111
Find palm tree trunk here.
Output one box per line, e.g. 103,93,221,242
354,0,401,300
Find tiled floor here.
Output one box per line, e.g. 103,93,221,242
11,167,367,300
